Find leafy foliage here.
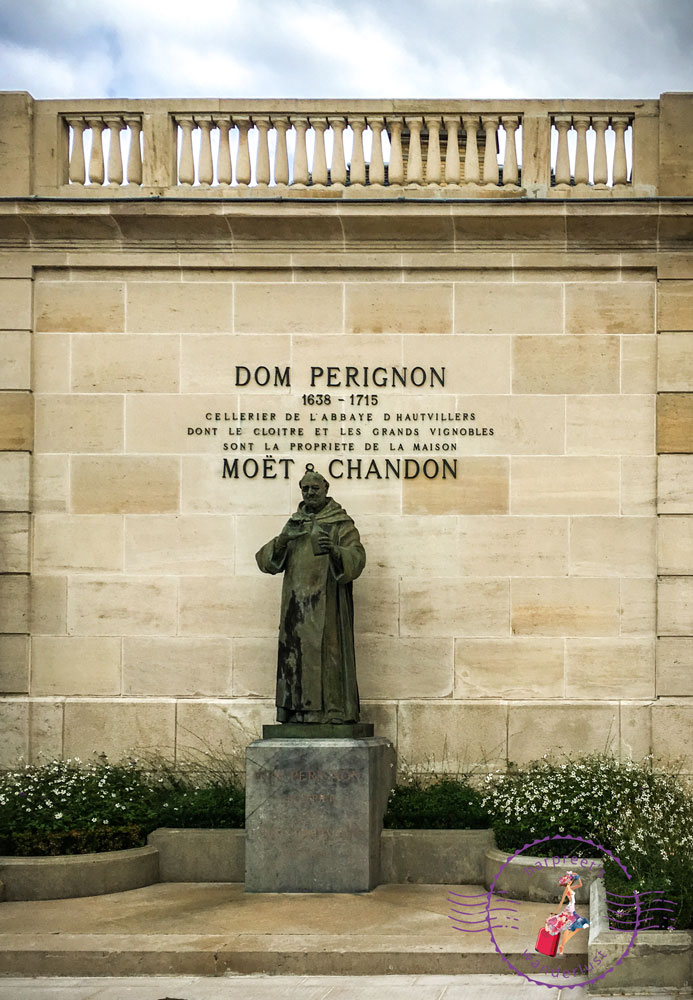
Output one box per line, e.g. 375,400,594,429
384,777,489,829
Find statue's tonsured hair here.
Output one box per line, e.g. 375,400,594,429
299,463,329,488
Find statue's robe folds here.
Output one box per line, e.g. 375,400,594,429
255,499,366,723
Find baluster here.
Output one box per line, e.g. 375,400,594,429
272,116,289,185
66,117,86,184
424,116,442,185
254,116,271,185
501,115,519,186
328,117,347,186
310,118,328,185
215,116,232,185
123,116,142,185
572,114,590,185
86,117,105,185
611,115,630,185
235,117,252,186
462,115,480,184
177,116,196,185
443,115,461,185
387,117,404,185
104,116,124,187
482,115,499,185
405,116,423,185
195,116,213,186
367,116,385,185
349,116,366,185
292,116,309,185
553,114,572,185
592,115,609,185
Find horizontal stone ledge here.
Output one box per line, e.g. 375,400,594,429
0,844,159,901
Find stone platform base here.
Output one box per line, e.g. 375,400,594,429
262,723,374,739
245,737,394,892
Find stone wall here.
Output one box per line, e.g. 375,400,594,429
0,92,691,775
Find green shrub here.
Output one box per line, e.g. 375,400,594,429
384,777,489,829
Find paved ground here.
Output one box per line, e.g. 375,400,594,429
0,975,689,999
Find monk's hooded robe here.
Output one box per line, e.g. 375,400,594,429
255,497,366,723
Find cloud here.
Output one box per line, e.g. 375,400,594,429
0,0,691,99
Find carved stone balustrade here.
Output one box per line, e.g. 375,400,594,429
550,112,635,188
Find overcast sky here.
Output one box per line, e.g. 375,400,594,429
0,0,691,100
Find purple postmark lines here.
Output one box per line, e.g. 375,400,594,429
448,888,520,933
607,889,676,931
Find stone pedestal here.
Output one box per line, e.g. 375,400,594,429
245,737,395,893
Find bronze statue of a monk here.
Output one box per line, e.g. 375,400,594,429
255,465,366,724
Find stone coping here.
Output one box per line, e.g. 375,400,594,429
0,844,159,901
484,845,603,904
586,877,692,993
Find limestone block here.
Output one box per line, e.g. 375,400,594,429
405,334,510,393
659,254,693,280
0,452,29,511
178,576,278,637
291,332,403,391
657,282,693,332
658,333,693,390
564,282,655,335
233,514,292,575
397,701,508,769
454,638,564,699
31,576,66,635
235,283,341,334
658,515,693,574
454,283,562,335
458,515,568,576
620,578,657,637
657,394,693,453
33,515,123,573
0,392,33,450
400,579,509,637
619,703,652,761
657,638,693,696
620,457,656,515
32,454,68,513
358,514,457,577
621,335,657,394
0,701,28,768
359,701,397,747
181,333,291,393
0,513,29,572
511,457,619,514
660,94,693,196
231,638,276,698
0,575,29,632
126,281,233,334
67,577,177,636
512,578,620,636
652,701,693,771
181,456,291,514
403,457,508,514
0,332,30,389
63,700,176,761
175,700,274,756
0,635,29,692
125,393,260,454
34,280,124,332
658,455,693,512
508,703,619,765
325,476,401,516
513,335,619,393
31,637,121,696
658,577,693,635
123,637,232,697
346,282,452,334
35,395,123,453
0,279,31,330
570,516,656,577
32,333,70,393
124,515,234,575
355,636,453,699
565,639,655,699
71,334,180,392
71,456,180,514
567,395,655,455
354,577,399,635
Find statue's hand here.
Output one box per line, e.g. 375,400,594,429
278,519,306,546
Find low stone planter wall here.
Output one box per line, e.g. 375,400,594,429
0,845,159,901
484,846,602,903
381,828,494,884
148,828,245,882
587,878,691,994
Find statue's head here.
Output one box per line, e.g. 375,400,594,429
299,464,329,513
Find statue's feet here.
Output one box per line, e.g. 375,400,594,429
327,717,344,724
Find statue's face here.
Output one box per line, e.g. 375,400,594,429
301,478,328,513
